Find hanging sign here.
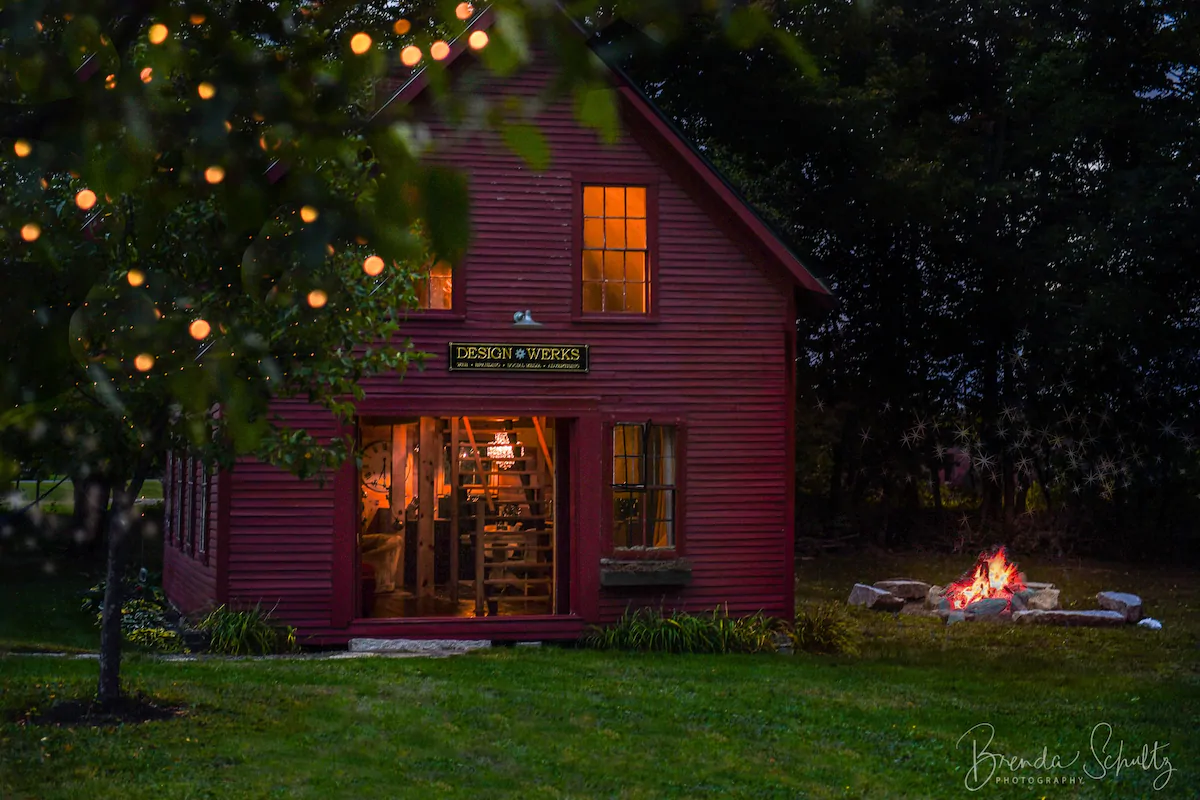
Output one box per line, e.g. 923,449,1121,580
449,342,590,372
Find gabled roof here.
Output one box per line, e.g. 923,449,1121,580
374,7,833,312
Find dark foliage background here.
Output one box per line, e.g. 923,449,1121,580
618,0,1199,560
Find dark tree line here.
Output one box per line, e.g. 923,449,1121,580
618,0,1200,559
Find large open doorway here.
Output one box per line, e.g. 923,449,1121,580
356,416,562,618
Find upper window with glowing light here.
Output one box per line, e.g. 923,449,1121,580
414,261,453,310
582,185,649,314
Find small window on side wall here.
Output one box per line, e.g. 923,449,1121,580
612,423,676,549
582,185,649,314
413,260,453,310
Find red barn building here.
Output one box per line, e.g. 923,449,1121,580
163,12,831,644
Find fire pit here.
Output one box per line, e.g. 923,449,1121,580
846,546,1158,628
942,546,1025,610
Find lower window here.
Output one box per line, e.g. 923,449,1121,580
612,423,676,549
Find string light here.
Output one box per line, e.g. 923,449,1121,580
140,67,153,83
350,32,372,55
105,74,117,89
393,19,411,35
469,31,489,50
204,165,225,184
456,3,474,20
134,354,155,371
198,82,215,99
189,319,211,339
307,290,328,308
189,13,206,24
300,206,319,223
13,140,31,157
148,24,168,45
431,40,450,60
20,223,41,242
75,189,97,210
363,255,384,276
127,269,145,287
401,46,422,67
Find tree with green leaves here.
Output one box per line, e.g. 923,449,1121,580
1,0,807,709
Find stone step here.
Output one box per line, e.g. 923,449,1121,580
347,638,492,654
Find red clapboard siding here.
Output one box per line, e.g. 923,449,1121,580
200,48,798,638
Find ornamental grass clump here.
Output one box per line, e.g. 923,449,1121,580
790,602,860,656
584,606,782,654
197,604,298,656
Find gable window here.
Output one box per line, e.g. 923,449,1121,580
582,185,649,314
612,423,676,549
413,260,453,310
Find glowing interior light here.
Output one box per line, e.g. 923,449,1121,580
300,206,319,223
127,269,146,287
363,255,385,276
198,82,215,99
401,45,422,66
431,40,450,60
307,289,328,308
13,140,31,157
487,432,515,469
204,165,225,184
350,32,372,55
468,30,489,50
20,223,41,242
189,319,212,339
148,24,168,45
456,3,474,20
134,353,155,371
75,189,97,210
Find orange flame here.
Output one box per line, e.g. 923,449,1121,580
944,546,1026,610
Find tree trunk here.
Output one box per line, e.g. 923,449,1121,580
75,474,113,554
97,463,149,709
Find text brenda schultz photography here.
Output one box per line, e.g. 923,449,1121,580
956,722,1176,791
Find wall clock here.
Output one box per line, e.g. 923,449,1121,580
362,439,390,492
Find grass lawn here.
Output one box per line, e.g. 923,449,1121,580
1,550,1197,799
4,479,163,515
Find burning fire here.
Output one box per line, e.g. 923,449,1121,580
944,546,1026,610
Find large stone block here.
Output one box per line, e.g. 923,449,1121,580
1026,588,1060,610
1012,610,1125,627
873,579,931,601
964,598,1010,619
848,583,906,611
1096,591,1142,623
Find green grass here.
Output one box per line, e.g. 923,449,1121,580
4,479,163,514
0,551,1197,799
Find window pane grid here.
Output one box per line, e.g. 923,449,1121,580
582,185,648,314
611,423,676,549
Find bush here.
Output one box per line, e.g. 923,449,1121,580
790,602,860,656
583,606,782,654
197,604,298,656
82,579,182,653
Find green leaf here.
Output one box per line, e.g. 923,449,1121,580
575,87,620,144
500,122,550,171
421,167,471,264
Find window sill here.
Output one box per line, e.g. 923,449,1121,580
599,557,692,587
571,313,660,324
402,310,466,322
